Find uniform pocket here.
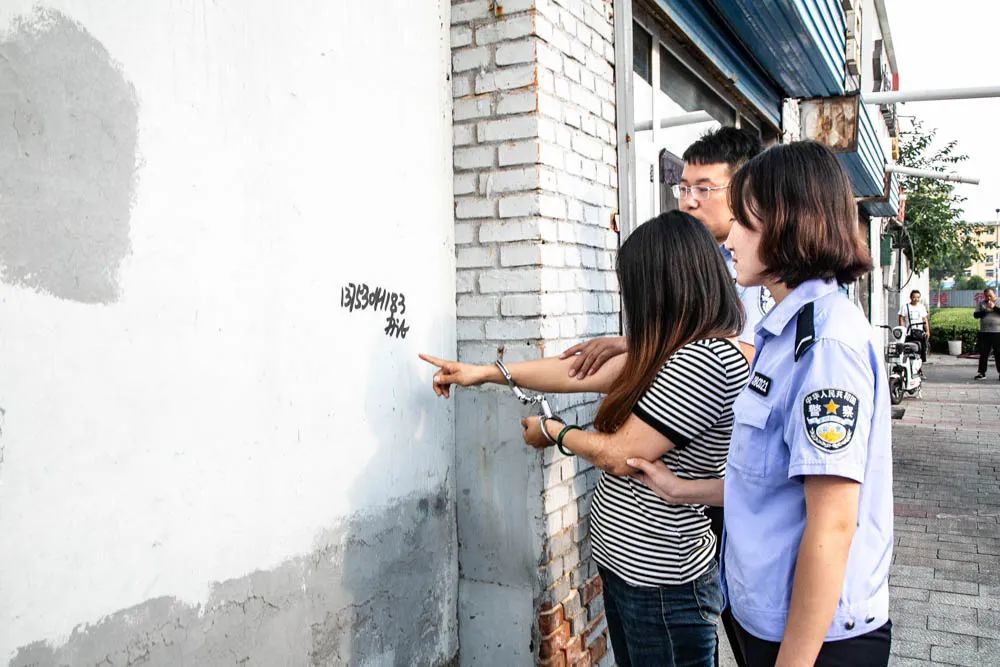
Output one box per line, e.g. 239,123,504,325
728,392,773,478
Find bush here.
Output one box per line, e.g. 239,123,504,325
955,275,987,290
929,308,978,353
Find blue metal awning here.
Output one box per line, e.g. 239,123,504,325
651,0,784,127
861,171,900,218
709,0,847,97
839,101,885,198
651,0,896,210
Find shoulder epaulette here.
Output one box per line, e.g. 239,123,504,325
794,302,816,362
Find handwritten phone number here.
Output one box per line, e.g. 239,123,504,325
341,282,409,339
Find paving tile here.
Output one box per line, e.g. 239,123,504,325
890,358,1000,665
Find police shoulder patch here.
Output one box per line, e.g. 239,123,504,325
802,388,859,452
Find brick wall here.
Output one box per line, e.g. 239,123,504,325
450,1,619,664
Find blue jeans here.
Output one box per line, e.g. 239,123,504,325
599,562,722,667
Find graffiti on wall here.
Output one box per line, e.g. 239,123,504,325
341,282,410,339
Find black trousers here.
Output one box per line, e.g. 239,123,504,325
706,506,747,667
905,330,927,363
734,619,891,667
978,332,1000,375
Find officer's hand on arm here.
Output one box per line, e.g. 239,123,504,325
534,343,732,475
560,336,627,378
627,457,724,506
521,412,672,477
778,476,860,667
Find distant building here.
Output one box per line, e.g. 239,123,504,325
966,221,1000,286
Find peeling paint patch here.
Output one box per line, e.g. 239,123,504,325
11,486,458,667
0,7,138,303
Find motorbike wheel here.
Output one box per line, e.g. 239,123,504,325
889,377,904,405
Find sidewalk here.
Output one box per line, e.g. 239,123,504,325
889,354,1000,666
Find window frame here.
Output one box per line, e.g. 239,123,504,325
614,0,778,239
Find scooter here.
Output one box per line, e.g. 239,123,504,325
879,325,923,404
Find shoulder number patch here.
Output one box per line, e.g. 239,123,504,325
803,388,859,452
748,372,771,397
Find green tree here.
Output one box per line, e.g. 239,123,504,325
956,275,987,291
898,121,983,279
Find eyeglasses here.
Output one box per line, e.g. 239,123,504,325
670,184,730,201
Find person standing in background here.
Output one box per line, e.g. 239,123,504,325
898,290,929,362
974,287,1000,380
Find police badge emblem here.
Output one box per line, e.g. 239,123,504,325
802,388,859,451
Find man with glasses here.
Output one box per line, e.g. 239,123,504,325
561,126,768,667
562,126,770,372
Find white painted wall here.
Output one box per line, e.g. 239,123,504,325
0,0,455,657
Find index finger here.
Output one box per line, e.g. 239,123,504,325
418,353,449,368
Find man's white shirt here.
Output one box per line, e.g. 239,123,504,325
899,302,928,330
720,245,773,345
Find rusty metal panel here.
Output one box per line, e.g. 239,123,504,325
800,94,887,199
799,94,860,152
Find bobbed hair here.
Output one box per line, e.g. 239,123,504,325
729,140,872,288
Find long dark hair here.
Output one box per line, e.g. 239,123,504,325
729,141,872,287
593,211,744,433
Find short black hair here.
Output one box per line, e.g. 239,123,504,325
910,290,921,296
682,126,764,172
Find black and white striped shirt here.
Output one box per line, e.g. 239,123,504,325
590,338,749,586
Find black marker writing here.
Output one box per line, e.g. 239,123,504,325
341,281,410,339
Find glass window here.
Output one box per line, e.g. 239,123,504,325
619,8,775,236
633,22,651,84
659,46,733,125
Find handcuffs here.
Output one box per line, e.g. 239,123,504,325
495,355,575,456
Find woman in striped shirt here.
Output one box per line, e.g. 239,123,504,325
420,210,750,666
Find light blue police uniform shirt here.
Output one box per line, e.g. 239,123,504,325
723,278,894,642
720,245,774,344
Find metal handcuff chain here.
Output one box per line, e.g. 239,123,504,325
494,359,575,456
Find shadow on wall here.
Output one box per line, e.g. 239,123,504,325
0,7,137,304
12,346,459,667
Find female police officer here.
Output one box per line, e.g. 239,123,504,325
629,141,893,666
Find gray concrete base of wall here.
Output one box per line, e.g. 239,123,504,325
455,390,546,665
11,484,459,667
458,579,534,664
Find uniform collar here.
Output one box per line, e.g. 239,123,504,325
758,279,838,338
